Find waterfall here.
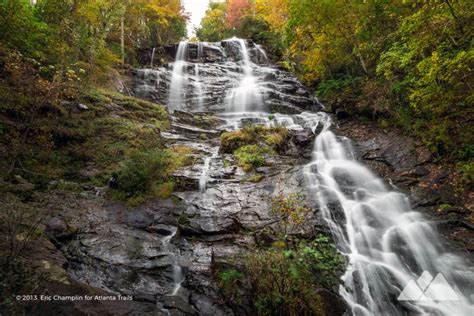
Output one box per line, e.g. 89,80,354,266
199,148,219,192
256,44,268,63
303,114,474,316
226,37,264,113
197,42,204,60
161,227,185,296
150,47,156,68
168,41,188,112
194,64,204,110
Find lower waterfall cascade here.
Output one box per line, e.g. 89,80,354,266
130,38,474,315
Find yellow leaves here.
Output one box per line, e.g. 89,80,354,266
255,0,289,31
272,193,311,234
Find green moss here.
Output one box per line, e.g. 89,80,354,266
234,145,272,172
178,212,189,225
126,195,146,207
217,269,243,297
457,160,473,184
153,181,175,198
223,159,231,168
220,125,288,154
220,129,253,153
1,87,170,191
220,125,288,173
248,174,264,183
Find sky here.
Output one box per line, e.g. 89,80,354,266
182,0,217,38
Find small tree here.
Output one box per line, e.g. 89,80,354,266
271,193,311,240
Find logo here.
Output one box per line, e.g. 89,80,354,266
398,271,460,301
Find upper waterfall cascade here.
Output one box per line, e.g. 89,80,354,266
134,38,319,115
132,38,473,315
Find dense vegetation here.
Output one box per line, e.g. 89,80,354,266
0,1,187,312
214,194,344,315
0,0,188,193
198,0,473,181
220,125,288,171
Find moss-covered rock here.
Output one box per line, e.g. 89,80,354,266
220,125,288,154
220,125,289,172
234,145,272,172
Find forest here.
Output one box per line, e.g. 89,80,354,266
0,0,473,315
198,0,473,175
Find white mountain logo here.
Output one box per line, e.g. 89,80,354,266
398,271,460,301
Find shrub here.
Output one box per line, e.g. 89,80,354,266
220,125,288,154
246,235,343,316
0,194,46,312
271,193,311,239
457,160,473,184
217,269,244,298
116,148,172,198
234,145,271,172
220,129,253,153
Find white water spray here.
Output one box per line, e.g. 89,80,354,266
161,227,185,296
199,148,219,192
193,64,204,110
150,47,156,68
226,38,264,113
168,41,188,112
303,114,474,316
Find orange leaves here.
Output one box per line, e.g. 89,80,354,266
226,0,252,28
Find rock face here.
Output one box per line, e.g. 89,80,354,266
43,109,327,315
38,39,472,316
131,39,320,114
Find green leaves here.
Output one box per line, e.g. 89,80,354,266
245,235,343,315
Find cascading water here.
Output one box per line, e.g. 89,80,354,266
199,148,219,192
304,114,474,316
161,227,185,296
168,41,188,112
193,64,204,110
225,37,264,113
256,44,268,63
150,47,156,68
132,39,473,315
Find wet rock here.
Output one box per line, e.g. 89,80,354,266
125,209,154,229
162,295,197,315
290,128,314,146
411,186,441,207
411,166,430,177
147,224,176,236
171,122,220,136
255,166,271,174
443,206,469,215
335,108,350,119
319,289,347,316
45,217,67,234
132,41,320,114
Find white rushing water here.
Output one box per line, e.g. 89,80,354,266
157,38,473,314
225,37,264,113
168,41,188,112
161,227,185,296
199,147,219,192
193,64,204,110
303,114,474,316
150,47,156,68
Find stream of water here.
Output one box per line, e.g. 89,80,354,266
304,116,474,315
140,37,473,315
